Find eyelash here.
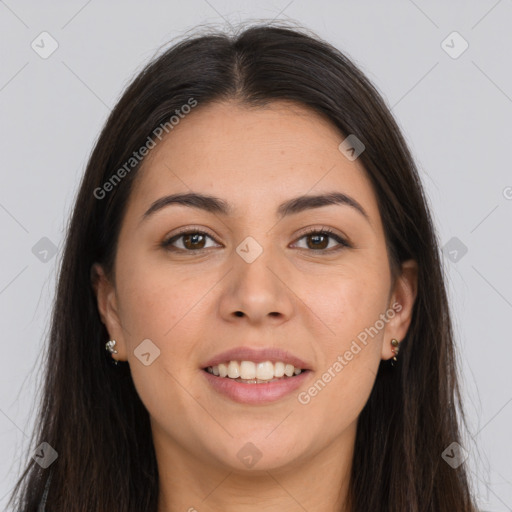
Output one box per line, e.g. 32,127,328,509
161,226,351,254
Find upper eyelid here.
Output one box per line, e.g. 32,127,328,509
167,224,346,237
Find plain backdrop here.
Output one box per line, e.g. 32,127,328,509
1,1,511,510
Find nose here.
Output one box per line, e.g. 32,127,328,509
218,242,295,325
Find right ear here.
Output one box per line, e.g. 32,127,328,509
90,263,127,361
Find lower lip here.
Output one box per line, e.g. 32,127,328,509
201,369,312,404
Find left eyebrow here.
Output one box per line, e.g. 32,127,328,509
140,191,371,225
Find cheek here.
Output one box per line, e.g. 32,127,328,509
113,256,207,435
115,250,205,340
297,304,384,441
306,262,390,346
297,356,378,448
295,262,389,427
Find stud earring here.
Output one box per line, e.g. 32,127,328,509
390,338,400,366
105,339,119,365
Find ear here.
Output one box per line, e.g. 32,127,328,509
381,259,418,360
90,263,127,361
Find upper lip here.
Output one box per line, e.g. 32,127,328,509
201,346,312,371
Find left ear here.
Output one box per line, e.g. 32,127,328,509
382,259,418,360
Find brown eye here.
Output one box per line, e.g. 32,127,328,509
306,233,329,250
161,227,350,254
181,233,207,250
293,228,350,252
161,230,218,252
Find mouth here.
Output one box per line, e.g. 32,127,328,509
202,360,310,384
201,360,313,404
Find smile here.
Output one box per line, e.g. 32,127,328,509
202,360,312,404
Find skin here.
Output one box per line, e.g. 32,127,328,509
92,100,418,512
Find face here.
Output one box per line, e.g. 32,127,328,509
93,100,417,474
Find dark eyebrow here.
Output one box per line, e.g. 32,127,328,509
140,191,370,224
277,192,369,222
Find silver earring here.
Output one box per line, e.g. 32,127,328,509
105,340,119,365
390,338,400,367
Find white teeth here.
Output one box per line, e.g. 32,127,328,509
240,361,256,379
274,361,285,377
218,363,228,377
206,360,305,380
227,361,240,379
256,361,274,380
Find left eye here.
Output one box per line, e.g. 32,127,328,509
292,229,349,252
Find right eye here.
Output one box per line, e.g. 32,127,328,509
161,230,221,253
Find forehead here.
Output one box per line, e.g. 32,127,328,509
129,100,380,223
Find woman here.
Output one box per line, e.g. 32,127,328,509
9,22,479,511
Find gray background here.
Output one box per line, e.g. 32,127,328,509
1,1,511,510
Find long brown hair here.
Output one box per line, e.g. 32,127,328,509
8,22,479,511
